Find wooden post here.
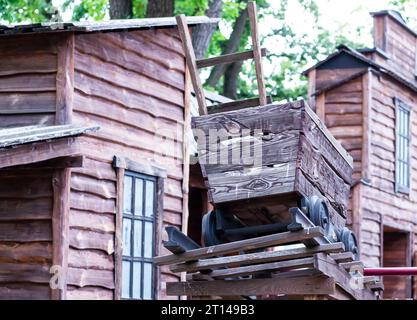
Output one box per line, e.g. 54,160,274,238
248,1,267,106
55,33,74,125
307,69,316,109
114,167,125,300
362,68,372,181
180,66,192,294
51,168,71,300
316,92,326,122
176,15,208,115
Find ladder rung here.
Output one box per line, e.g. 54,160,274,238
197,48,268,69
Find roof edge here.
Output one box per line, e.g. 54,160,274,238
370,10,417,38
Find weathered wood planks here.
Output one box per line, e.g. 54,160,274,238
192,100,353,225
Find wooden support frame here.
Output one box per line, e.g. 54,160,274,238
113,156,166,300
362,68,372,181
207,96,273,114
55,33,74,125
154,227,325,266
248,1,267,106
315,92,325,122
197,48,267,68
167,274,335,297
51,168,71,300
176,15,208,115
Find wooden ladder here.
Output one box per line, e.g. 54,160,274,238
176,1,269,116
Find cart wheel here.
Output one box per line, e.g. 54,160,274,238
308,196,331,238
338,227,360,261
202,211,222,247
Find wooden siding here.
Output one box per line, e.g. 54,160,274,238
322,76,364,182
0,169,54,299
69,28,186,300
360,73,417,269
0,34,58,128
373,14,417,85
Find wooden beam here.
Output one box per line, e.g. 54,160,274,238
315,92,325,122
51,168,71,300
182,66,191,236
197,48,268,68
248,1,267,106
167,274,335,297
154,227,324,266
207,96,273,114
361,69,372,181
307,69,316,109
176,15,207,115
171,242,344,273
55,33,74,125
6,156,84,170
114,166,124,300
0,137,81,169
329,252,354,263
207,257,316,279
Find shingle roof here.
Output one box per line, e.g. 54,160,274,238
0,16,219,36
0,124,99,148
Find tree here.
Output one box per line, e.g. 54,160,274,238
109,0,132,19
191,0,223,59
0,0,60,23
146,0,174,17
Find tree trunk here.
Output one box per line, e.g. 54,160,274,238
146,0,174,18
109,0,133,19
191,0,223,59
205,4,249,88
223,61,243,99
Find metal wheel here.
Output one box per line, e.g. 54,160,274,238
338,227,360,261
308,196,331,238
202,211,222,247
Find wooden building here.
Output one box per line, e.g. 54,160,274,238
0,17,217,300
304,10,417,299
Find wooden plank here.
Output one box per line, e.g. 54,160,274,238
0,221,52,242
307,69,316,108
0,137,81,169
69,228,114,254
197,48,267,68
182,66,191,236
0,263,51,284
248,1,267,106
0,92,56,114
114,166,124,300
329,252,354,263
316,92,325,121
66,285,113,300
0,197,52,221
154,227,324,266
0,242,52,264
55,33,74,125
207,164,296,204
175,15,207,115
167,274,335,297
362,69,371,180
0,284,50,300
171,243,344,273
0,73,56,92
67,267,114,289
51,168,71,300
207,96,273,114
0,52,57,76
208,256,316,279
68,249,113,270
0,113,55,128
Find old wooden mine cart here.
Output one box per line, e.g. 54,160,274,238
154,100,383,300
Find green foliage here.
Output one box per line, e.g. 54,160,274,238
64,0,108,21
0,0,58,23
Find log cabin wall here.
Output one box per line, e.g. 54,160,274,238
0,34,60,128
69,27,187,300
0,168,54,299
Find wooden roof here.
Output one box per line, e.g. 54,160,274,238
0,124,99,148
303,45,417,93
0,16,219,36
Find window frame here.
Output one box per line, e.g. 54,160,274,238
113,156,166,300
394,98,412,195
122,171,157,300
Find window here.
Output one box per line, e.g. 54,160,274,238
121,172,156,300
395,99,411,194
